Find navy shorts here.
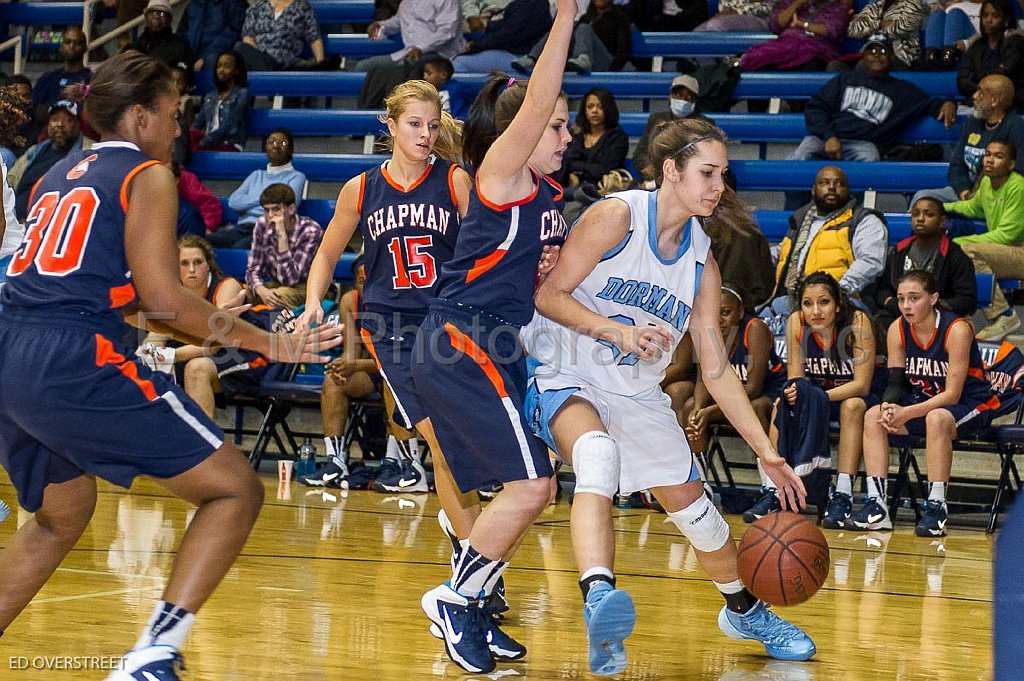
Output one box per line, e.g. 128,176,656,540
410,301,552,493
0,311,224,513
360,310,428,429
900,399,994,440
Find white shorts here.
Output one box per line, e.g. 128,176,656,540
525,373,701,495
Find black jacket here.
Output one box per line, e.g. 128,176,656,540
958,30,1024,113
555,126,629,186
874,234,977,330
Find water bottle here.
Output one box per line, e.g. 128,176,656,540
298,438,317,478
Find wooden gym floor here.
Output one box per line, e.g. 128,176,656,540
0,474,993,680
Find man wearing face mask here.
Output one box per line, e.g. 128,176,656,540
632,74,714,187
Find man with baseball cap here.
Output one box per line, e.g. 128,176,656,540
8,100,94,221
126,0,195,69
784,32,958,208
632,73,715,183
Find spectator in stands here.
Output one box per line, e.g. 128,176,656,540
462,0,513,29
770,166,888,314
923,0,984,69
694,0,774,33
633,75,714,186
423,57,460,116
176,162,224,233
739,0,851,73
155,235,265,418
851,269,998,537
4,76,36,159
31,26,91,129
360,0,465,73
957,0,1024,111
210,128,307,248
9,100,94,221
171,63,197,129
632,0,709,32
244,183,322,308
235,0,325,71
555,86,628,202
190,51,250,152
188,0,247,71
319,256,381,485
914,75,1024,205
789,33,957,168
945,139,1024,339
842,0,928,70
663,334,697,433
874,196,977,331
126,0,197,70
683,286,786,476
451,0,552,73
169,161,208,238
0,85,28,179
510,0,634,75
751,271,884,525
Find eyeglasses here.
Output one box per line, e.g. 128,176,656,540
865,45,889,55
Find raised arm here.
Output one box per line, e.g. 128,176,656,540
295,176,362,330
476,0,577,204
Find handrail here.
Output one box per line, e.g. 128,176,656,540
0,35,23,75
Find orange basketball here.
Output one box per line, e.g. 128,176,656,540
737,512,830,606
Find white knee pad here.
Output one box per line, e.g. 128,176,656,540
668,494,731,553
571,431,619,500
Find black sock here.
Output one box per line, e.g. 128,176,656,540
724,588,759,614
579,573,615,601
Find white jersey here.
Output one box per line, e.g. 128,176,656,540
522,188,711,397
0,157,24,260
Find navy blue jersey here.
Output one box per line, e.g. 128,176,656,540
204,274,237,304
799,319,886,394
981,340,1024,417
899,309,994,403
1,143,159,315
731,315,786,397
435,172,567,327
358,156,461,313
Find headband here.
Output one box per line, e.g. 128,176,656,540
672,134,714,158
721,286,743,307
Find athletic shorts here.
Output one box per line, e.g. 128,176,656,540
0,310,223,512
359,310,427,429
410,300,552,493
526,366,701,495
900,399,994,440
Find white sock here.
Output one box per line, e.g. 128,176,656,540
581,566,615,583
757,460,776,490
324,436,342,461
452,544,504,599
385,435,400,461
713,578,744,594
928,481,947,503
866,476,887,501
836,473,853,497
408,437,421,461
133,601,195,651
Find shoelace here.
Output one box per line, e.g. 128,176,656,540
742,606,802,645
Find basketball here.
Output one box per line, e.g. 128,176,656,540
737,512,830,606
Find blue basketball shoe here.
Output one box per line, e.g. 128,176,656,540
718,601,816,661
299,457,349,489
422,583,495,673
915,500,948,537
743,487,781,523
847,497,893,531
105,645,184,680
583,582,636,676
821,491,853,530
371,458,402,492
